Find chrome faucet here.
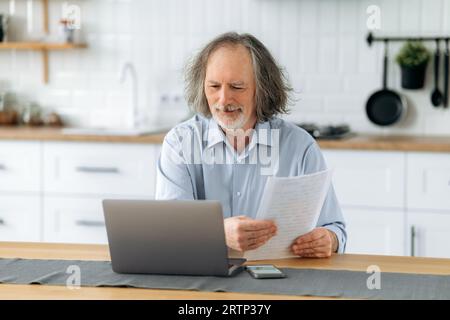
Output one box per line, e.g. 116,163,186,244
119,62,139,128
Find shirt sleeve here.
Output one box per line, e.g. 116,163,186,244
301,141,347,253
155,128,195,200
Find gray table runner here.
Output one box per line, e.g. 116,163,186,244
1,258,450,299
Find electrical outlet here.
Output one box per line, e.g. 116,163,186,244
160,94,169,103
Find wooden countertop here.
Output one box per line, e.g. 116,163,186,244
318,134,450,152
0,127,167,144
1,241,450,300
2,126,450,152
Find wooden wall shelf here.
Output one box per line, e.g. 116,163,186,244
0,0,87,84
0,42,87,50
0,42,87,83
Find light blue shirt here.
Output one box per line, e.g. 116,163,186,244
156,114,347,253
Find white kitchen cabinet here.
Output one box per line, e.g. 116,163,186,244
0,139,160,244
0,195,41,242
407,211,450,258
43,142,159,197
406,152,450,211
342,207,405,256
0,141,41,193
43,197,108,244
323,150,405,208
43,194,155,244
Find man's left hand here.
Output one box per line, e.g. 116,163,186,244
291,227,338,258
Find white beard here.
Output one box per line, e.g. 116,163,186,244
211,104,247,130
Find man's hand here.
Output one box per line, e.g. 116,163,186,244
291,227,338,258
224,216,277,252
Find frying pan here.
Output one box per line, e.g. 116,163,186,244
366,41,407,126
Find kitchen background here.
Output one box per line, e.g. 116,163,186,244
1,0,450,134
1,0,450,259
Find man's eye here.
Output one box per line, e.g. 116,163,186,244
232,86,244,90
210,85,220,89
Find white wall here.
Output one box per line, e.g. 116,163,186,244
0,0,450,135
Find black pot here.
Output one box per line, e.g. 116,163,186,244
400,63,427,89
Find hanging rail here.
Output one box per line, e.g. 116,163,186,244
367,32,450,47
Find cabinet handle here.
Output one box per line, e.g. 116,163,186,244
75,220,105,227
0,164,6,170
75,166,120,174
410,225,416,257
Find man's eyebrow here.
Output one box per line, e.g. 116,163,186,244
206,80,246,86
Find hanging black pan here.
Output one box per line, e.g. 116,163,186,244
366,41,407,126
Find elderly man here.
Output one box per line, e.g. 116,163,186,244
156,32,346,258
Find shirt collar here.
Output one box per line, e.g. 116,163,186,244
206,118,226,149
205,117,273,149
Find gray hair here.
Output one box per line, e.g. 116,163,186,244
184,32,293,122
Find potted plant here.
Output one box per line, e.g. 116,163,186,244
396,41,431,89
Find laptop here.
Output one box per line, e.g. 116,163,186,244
102,199,246,277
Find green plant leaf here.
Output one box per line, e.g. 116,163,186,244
395,41,431,67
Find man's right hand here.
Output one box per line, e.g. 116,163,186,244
224,216,277,252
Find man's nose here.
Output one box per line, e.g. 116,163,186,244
218,87,232,106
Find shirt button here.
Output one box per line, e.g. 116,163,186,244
236,192,241,197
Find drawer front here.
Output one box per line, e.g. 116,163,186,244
0,195,41,242
343,207,405,256
43,197,108,244
323,150,405,208
0,141,41,193
408,211,450,258
43,195,151,244
43,142,159,197
407,152,450,211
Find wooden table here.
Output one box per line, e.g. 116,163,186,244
1,242,450,300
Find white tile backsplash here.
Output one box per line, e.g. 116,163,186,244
298,0,318,35
443,0,450,33
380,0,400,34
0,0,449,135
400,0,422,34
421,0,443,33
339,36,358,74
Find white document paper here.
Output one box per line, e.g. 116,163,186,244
243,169,333,261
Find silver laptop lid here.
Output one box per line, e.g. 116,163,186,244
103,199,231,276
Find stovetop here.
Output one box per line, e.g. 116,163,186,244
296,123,353,140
